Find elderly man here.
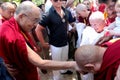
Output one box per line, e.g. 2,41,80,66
76,3,92,26
0,2,15,26
80,11,106,46
0,1,78,80
75,40,120,80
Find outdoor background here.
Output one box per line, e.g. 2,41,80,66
0,0,81,6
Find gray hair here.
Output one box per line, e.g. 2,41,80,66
15,1,37,15
1,2,14,10
76,3,88,12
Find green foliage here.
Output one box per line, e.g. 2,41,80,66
1,0,45,6
32,0,44,6
1,0,80,6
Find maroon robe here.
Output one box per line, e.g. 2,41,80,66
0,15,7,26
106,17,116,26
0,17,40,80
94,40,120,80
78,11,92,26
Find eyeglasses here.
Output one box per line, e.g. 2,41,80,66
53,0,62,2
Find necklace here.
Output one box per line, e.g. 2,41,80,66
61,9,65,23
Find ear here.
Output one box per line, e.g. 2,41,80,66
84,63,94,70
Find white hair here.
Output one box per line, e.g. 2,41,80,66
76,3,88,12
89,11,105,21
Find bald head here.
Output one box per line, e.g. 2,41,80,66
89,11,105,21
75,45,99,64
75,45,105,66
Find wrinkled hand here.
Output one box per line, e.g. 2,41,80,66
73,62,81,73
104,30,115,37
5,64,18,76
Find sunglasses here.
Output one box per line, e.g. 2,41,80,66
53,0,62,2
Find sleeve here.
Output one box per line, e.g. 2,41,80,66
80,28,90,46
39,12,50,27
107,22,116,30
6,38,35,70
67,10,76,23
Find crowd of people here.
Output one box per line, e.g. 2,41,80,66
0,0,120,80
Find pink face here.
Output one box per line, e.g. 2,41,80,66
90,19,105,33
2,8,15,19
76,10,87,18
106,2,115,17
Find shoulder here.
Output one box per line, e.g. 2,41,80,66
0,18,25,43
83,26,94,32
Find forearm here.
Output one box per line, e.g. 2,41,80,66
38,60,75,70
27,44,75,70
35,24,45,45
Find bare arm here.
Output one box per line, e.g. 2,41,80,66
114,65,120,80
35,24,49,49
26,43,78,70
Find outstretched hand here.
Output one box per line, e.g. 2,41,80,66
95,36,113,46
73,62,81,73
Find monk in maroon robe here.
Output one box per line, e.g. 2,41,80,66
75,40,120,80
0,11,39,80
0,2,15,26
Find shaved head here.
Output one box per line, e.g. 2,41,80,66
75,45,105,67
89,11,105,21
75,45,99,64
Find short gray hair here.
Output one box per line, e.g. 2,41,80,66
15,1,37,15
76,3,88,12
1,2,14,10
